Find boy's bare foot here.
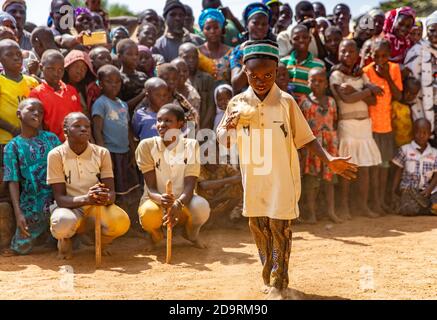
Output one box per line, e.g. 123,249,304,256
102,246,112,256
260,284,271,294
144,238,157,253
1,248,17,257
360,208,380,218
57,238,73,260
191,238,207,249
327,210,343,224
338,206,352,220
266,287,286,300
303,213,317,224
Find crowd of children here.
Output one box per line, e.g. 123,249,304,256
0,0,436,299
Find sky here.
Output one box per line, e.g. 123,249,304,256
27,0,382,26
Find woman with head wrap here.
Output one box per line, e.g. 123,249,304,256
198,8,232,84
74,7,94,34
0,11,16,31
404,11,437,144
383,6,416,63
230,3,273,93
110,25,129,54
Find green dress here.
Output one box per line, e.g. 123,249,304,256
3,130,60,254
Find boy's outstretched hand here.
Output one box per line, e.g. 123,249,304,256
327,156,358,180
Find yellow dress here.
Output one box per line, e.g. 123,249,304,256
392,101,413,147
198,48,232,83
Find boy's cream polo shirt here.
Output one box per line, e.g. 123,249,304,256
217,84,315,220
136,136,200,206
47,142,114,197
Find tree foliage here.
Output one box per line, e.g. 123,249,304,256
69,0,134,17
379,0,437,17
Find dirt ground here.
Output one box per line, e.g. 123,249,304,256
1,214,437,300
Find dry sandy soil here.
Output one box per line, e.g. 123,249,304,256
1,215,437,300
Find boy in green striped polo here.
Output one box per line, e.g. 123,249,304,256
280,25,325,104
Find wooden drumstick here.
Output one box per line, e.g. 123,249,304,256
165,180,173,264
95,205,102,268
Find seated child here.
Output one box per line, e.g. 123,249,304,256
392,77,421,148
136,104,210,250
48,112,130,260
29,50,82,142
213,84,233,132
392,119,437,216
2,99,60,256
197,142,243,222
300,67,342,224
132,77,170,141
92,65,139,206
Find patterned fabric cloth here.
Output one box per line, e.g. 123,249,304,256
248,217,292,290
280,51,325,102
392,101,413,147
392,141,437,192
383,7,416,63
230,44,244,70
3,131,61,254
197,165,243,201
198,48,232,83
404,40,437,133
300,96,338,181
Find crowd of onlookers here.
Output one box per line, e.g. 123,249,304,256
0,0,436,257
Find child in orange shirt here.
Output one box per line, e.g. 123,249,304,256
363,39,403,213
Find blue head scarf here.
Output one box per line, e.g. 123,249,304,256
243,3,271,26
0,11,16,28
198,8,226,31
110,26,129,41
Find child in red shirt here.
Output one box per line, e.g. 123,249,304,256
29,50,82,142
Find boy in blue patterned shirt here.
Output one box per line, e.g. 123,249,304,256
2,98,60,256
392,119,437,216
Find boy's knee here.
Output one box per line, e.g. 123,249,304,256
102,205,131,238
50,208,80,239
138,200,163,232
188,196,210,226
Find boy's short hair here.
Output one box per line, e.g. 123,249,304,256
116,39,137,55
324,25,342,37
178,42,197,56
159,103,185,122
291,24,309,35
0,38,19,55
30,26,53,43
242,39,279,64
18,98,43,111
295,1,313,14
63,112,89,132
144,77,167,91
97,64,120,81
372,38,391,52
89,46,110,60
41,49,64,66
157,63,178,76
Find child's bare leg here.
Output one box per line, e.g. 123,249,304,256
357,167,379,218
379,167,389,213
57,238,73,260
339,177,352,219
325,183,343,223
370,166,384,213
305,186,318,224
